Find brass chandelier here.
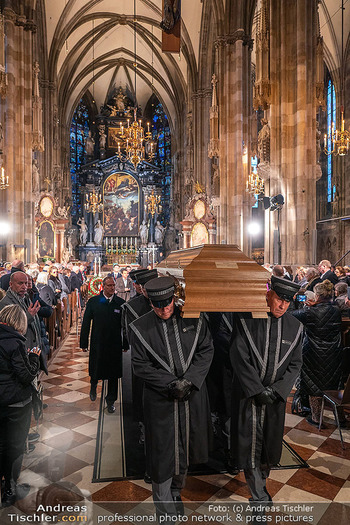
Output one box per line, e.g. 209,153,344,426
324,107,349,156
116,109,156,168
85,191,103,214
116,0,156,168
246,172,264,195
324,0,349,157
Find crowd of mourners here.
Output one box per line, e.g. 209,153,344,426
0,256,349,512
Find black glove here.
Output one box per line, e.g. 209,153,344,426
254,387,277,406
167,379,193,401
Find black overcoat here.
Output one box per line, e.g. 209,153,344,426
206,312,233,417
229,313,303,469
80,292,126,380
130,308,214,484
122,294,152,421
292,302,342,396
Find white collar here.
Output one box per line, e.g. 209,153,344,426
103,293,113,302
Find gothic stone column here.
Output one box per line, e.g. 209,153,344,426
216,31,253,254
266,0,319,265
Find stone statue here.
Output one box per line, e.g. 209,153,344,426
257,118,270,163
155,221,166,245
77,217,88,245
85,130,95,157
94,219,104,245
139,219,148,245
114,88,125,111
32,158,40,193
56,205,70,219
98,125,106,149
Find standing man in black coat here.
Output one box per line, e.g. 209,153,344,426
229,276,303,505
80,276,127,413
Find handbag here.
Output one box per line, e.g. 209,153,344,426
31,382,43,421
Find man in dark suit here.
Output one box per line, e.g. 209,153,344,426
80,276,128,413
318,259,338,285
115,268,134,301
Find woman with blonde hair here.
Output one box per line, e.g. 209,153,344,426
292,280,343,427
0,304,41,506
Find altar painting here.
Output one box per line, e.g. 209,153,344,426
38,221,55,258
103,173,139,236
191,222,209,247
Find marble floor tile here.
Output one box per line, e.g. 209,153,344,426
284,428,328,450
334,481,350,503
53,390,90,403
307,451,350,480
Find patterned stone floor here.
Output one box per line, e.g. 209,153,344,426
2,327,350,523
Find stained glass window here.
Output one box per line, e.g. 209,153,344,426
150,99,172,225
70,98,92,221
326,79,336,203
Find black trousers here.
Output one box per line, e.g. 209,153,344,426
0,402,32,489
91,378,118,405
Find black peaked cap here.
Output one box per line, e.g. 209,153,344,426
145,276,175,302
270,275,300,300
136,269,158,285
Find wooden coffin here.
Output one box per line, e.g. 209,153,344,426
157,244,270,318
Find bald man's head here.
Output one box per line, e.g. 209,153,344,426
11,260,25,272
10,271,28,296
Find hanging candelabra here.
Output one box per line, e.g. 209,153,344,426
116,109,156,168
0,166,8,190
146,190,162,216
246,172,264,195
115,0,157,168
323,0,349,157
324,107,350,156
85,192,103,214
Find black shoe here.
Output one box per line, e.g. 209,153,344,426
1,488,16,507
143,473,152,484
43,403,48,409
90,388,97,402
107,404,115,413
226,464,240,476
173,495,185,517
28,432,40,443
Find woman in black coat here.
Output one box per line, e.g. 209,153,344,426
292,280,343,427
0,305,41,506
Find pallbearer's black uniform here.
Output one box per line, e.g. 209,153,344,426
122,269,157,423
130,277,214,521
206,312,234,441
229,276,303,503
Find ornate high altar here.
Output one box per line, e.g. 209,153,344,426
75,87,168,267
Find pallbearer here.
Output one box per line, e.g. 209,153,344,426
122,268,158,483
130,276,214,521
229,276,303,504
